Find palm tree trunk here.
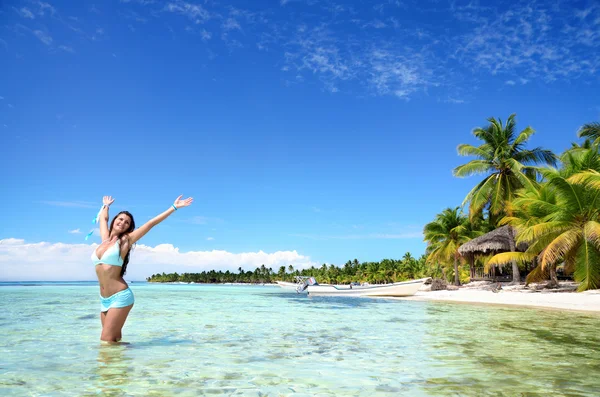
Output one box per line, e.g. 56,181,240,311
548,263,559,288
507,227,521,284
453,256,460,286
469,256,475,280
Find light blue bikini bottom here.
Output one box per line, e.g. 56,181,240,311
100,288,135,312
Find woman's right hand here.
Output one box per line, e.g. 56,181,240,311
103,196,115,207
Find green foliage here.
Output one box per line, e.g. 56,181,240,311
453,113,557,223
146,254,437,284
423,207,481,285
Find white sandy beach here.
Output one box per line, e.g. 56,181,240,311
395,281,600,313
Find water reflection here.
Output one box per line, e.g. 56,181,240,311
95,344,132,396
420,303,600,396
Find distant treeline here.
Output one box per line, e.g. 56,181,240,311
146,254,445,284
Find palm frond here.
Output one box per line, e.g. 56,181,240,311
514,148,558,167
512,126,535,148
573,240,600,291
489,173,507,216
456,144,491,159
567,170,600,189
584,221,600,251
505,158,539,193
468,176,496,218
525,264,549,284
577,122,600,142
540,229,582,270
453,160,492,178
487,251,534,270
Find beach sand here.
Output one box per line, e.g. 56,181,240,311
393,281,600,313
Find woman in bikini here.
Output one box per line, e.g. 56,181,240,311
92,195,193,343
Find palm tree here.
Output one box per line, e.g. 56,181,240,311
490,147,600,291
453,114,557,220
423,207,475,285
453,114,557,282
578,121,600,145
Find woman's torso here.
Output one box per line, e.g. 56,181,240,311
92,236,130,298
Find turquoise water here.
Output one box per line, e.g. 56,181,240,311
1,282,599,396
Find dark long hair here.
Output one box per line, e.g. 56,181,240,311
109,211,136,277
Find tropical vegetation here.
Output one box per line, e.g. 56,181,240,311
146,255,431,284
424,115,600,291
149,116,600,292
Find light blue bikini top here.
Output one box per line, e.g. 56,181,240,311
91,239,124,267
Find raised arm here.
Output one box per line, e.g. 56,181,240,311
127,195,193,245
99,196,115,241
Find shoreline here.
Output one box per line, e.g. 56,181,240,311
393,281,600,314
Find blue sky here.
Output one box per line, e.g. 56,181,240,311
1,0,599,280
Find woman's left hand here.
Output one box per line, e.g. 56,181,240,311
174,195,194,209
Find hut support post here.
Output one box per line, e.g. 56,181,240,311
469,255,475,280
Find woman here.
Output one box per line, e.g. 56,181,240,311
92,194,193,342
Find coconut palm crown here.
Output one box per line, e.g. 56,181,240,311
453,114,558,222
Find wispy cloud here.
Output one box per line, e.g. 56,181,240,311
222,17,241,31
58,45,74,53
0,239,316,281
443,97,465,104
33,30,53,45
31,0,599,100
206,237,214,241
16,7,35,19
200,29,211,41
164,1,211,24
68,228,82,234
454,2,600,82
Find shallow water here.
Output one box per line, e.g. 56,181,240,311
1,282,599,396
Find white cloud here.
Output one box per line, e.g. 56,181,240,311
200,29,212,41
222,18,241,31
206,237,214,241
33,30,53,45
68,229,82,234
505,80,516,85
165,1,210,24
59,45,75,53
455,2,600,82
37,2,56,17
444,97,465,104
0,239,316,281
18,7,35,19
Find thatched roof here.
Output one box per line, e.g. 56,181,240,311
458,225,526,257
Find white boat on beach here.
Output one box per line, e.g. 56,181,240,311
305,278,430,297
276,276,319,293
276,281,299,289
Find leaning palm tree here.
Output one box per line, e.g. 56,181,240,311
490,147,600,291
423,207,475,285
453,114,558,282
491,182,560,286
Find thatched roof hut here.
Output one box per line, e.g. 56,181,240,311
458,225,525,257
458,225,526,279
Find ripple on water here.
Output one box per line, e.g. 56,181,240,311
1,284,600,396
